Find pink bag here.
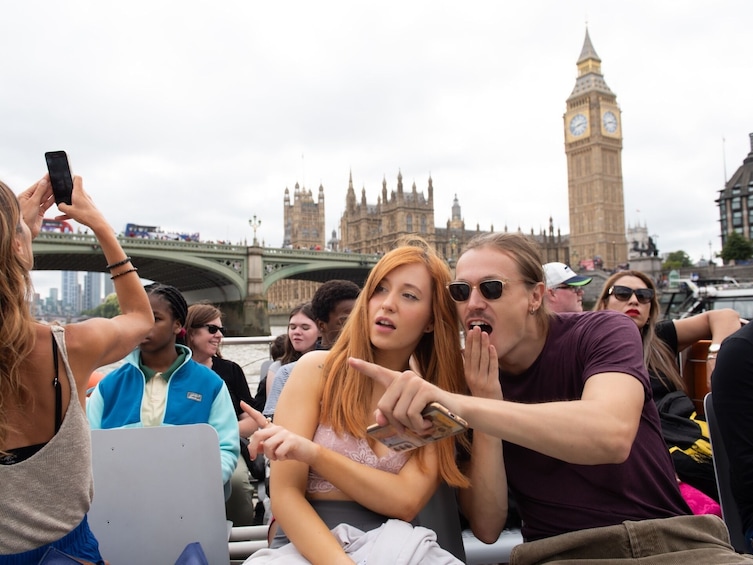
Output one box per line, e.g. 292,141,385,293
679,481,722,517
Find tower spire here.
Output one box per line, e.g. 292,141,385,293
569,28,612,99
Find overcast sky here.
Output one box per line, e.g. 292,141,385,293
2,1,751,296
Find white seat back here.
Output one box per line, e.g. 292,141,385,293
89,424,229,564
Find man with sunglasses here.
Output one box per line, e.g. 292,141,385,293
542,262,592,313
351,232,751,563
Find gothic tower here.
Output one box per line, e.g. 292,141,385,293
564,28,627,269
282,182,325,249
339,170,435,253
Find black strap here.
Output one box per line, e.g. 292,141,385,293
51,333,62,433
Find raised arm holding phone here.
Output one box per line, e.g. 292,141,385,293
0,168,153,564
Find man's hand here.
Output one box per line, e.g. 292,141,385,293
463,327,502,399
348,357,452,433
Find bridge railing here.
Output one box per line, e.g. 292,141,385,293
262,247,381,262
35,232,247,253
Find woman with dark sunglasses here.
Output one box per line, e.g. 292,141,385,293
185,303,260,526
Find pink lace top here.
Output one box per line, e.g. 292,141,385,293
307,424,410,494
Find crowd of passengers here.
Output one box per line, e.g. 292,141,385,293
2,174,753,564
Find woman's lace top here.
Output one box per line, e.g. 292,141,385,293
307,424,410,494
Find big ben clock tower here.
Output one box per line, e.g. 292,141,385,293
564,28,627,270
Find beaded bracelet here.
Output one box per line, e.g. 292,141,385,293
106,257,132,270
111,267,138,280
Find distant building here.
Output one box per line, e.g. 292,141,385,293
82,272,102,312
627,222,658,260
283,182,325,249
104,276,114,298
564,28,628,270
61,271,80,314
717,133,753,250
339,170,436,253
268,182,327,313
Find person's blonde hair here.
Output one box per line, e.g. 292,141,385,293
461,231,551,326
320,237,469,488
0,180,37,449
594,270,684,392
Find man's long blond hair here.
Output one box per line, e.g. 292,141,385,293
320,237,469,488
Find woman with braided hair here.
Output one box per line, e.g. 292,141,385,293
0,176,153,564
87,283,239,491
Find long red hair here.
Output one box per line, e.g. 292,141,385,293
320,237,469,488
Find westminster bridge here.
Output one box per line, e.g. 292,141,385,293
32,233,379,335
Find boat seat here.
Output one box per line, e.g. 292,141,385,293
89,424,229,564
704,393,750,553
228,483,523,564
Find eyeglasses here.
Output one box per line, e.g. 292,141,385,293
608,285,654,304
194,324,226,335
555,285,584,293
447,280,509,302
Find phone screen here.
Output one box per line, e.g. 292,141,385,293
45,151,73,205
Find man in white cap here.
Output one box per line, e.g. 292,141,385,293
542,261,592,313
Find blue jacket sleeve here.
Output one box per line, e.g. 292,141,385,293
87,385,105,430
209,381,241,485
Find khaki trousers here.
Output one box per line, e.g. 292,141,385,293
510,515,753,564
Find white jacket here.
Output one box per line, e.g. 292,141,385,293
244,519,463,564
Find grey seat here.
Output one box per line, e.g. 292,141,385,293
89,424,230,564
415,482,523,565
704,393,749,553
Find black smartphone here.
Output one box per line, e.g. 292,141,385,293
366,402,469,452
44,151,73,206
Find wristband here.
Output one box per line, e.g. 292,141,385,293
111,267,138,280
106,257,132,270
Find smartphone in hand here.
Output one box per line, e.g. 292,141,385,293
44,151,73,206
366,402,469,452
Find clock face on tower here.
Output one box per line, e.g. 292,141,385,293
569,113,588,136
603,111,618,133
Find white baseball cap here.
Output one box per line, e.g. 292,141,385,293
543,262,592,290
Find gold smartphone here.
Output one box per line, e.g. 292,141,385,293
366,402,469,452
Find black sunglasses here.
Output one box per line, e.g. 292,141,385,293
608,285,654,304
194,324,226,335
447,280,508,302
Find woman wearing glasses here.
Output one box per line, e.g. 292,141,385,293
351,232,751,562
594,271,740,502
185,303,259,526
87,284,239,493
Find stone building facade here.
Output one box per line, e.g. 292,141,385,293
268,183,327,314
282,182,325,250
717,133,753,247
338,170,436,253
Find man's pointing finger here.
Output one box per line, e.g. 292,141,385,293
348,357,398,388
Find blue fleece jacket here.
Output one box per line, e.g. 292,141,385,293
87,345,239,484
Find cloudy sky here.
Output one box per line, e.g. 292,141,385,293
2,1,751,296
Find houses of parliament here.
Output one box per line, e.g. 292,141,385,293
268,29,628,313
